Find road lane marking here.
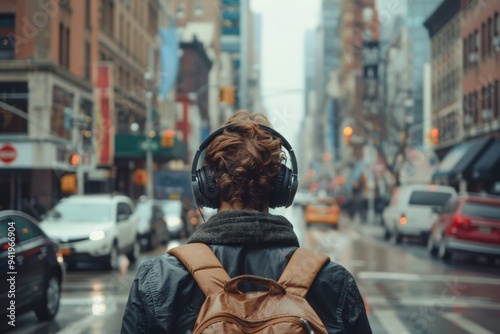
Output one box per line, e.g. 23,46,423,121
365,296,500,310
358,271,500,286
372,310,410,334
359,272,420,281
442,312,495,334
61,296,130,305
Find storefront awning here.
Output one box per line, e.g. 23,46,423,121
432,137,493,183
472,138,500,182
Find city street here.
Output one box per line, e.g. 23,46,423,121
4,206,500,334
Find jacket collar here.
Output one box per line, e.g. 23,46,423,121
187,210,299,246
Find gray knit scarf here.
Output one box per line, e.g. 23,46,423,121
187,210,299,246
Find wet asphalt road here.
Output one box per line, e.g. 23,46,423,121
5,206,500,334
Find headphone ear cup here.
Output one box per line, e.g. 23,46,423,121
270,164,292,208
197,166,219,209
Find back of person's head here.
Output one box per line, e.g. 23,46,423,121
204,110,285,211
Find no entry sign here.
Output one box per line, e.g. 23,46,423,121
0,144,17,164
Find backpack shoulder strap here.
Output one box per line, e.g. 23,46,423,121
278,247,330,298
168,243,230,297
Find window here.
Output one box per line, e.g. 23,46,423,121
119,14,123,48
194,0,203,16
408,191,453,207
488,17,493,53
177,2,185,19
474,91,479,124
101,0,114,34
481,23,486,57
474,30,479,52
58,23,64,65
117,203,133,219
47,202,112,222
85,0,91,28
0,82,29,134
65,27,70,68
496,13,499,36
495,81,500,119
14,217,41,243
463,37,468,70
0,14,15,60
461,202,500,220
84,41,91,80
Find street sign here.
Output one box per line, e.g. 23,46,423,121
139,140,159,152
0,144,17,164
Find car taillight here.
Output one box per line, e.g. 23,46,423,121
399,213,407,225
448,214,471,234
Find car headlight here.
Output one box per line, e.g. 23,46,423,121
89,230,105,241
167,217,182,228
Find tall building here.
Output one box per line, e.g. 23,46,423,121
380,0,442,147
431,0,500,194
0,0,177,209
0,0,99,210
424,0,462,158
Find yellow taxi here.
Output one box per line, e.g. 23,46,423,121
304,197,341,228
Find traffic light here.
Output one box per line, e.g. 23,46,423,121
219,86,235,105
68,152,80,166
343,126,353,144
429,127,439,145
161,129,175,148
61,174,77,194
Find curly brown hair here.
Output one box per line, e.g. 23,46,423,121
204,110,285,211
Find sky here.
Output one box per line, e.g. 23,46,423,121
250,0,320,149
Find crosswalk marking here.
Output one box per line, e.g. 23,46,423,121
358,271,500,286
372,310,410,334
442,313,495,334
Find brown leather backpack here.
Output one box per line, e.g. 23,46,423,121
168,243,330,334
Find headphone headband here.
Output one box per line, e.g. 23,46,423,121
191,122,298,181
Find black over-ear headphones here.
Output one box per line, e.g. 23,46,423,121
191,122,298,209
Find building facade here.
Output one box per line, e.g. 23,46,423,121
424,0,462,158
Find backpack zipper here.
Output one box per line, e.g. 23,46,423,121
194,313,326,334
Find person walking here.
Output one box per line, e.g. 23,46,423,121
121,110,372,333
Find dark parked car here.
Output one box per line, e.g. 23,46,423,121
135,200,170,250
427,194,500,262
0,211,63,322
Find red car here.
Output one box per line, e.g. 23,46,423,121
427,194,500,262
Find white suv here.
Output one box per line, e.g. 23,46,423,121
382,185,457,243
40,194,139,270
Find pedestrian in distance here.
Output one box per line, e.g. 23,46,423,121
121,110,372,333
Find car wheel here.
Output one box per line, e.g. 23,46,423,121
427,236,438,257
35,273,61,321
127,238,140,263
438,238,452,262
105,243,119,270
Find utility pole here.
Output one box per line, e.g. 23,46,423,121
239,0,249,109
145,87,154,200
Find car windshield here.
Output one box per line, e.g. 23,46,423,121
408,191,452,206
312,199,336,207
461,202,500,220
46,203,112,222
